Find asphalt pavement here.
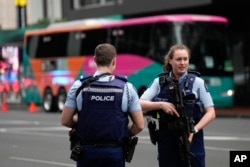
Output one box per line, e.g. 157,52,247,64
1,105,250,167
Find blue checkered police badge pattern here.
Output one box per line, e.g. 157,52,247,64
230,151,250,167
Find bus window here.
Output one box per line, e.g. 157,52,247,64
67,31,84,56
27,32,69,58
148,23,174,63
79,29,108,55
111,24,151,55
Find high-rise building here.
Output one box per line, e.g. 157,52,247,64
0,0,62,30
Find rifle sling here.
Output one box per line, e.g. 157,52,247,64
75,72,111,98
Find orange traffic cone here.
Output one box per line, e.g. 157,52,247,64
1,101,8,112
28,102,37,113
1,93,8,112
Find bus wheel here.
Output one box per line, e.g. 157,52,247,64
43,88,56,112
57,88,67,112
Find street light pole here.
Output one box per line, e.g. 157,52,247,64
14,0,27,28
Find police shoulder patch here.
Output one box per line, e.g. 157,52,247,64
204,82,209,92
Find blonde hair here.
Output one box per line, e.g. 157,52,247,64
163,44,190,72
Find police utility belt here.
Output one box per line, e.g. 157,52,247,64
70,136,138,163
82,140,125,147
70,139,124,161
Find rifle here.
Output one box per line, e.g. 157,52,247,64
167,78,195,167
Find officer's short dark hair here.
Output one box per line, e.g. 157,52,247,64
94,43,116,66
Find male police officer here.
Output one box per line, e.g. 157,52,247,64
61,43,144,167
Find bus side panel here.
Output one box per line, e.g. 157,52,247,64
203,76,234,108
22,55,86,105
128,63,162,94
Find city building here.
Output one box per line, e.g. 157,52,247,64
0,0,62,30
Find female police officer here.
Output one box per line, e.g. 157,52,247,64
61,43,144,167
140,44,216,167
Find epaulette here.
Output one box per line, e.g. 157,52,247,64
79,74,93,82
115,74,128,82
158,72,170,77
187,70,201,77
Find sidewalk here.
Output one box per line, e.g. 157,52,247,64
216,106,250,118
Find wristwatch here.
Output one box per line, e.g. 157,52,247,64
194,127,199,134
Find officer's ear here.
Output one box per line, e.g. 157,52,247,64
112,58,116,66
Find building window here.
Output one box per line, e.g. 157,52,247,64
73,0,116,9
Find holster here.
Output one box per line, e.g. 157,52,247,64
69,126,83,161
124,136,138,163
69,126,78,150
70,142,82,161
147,117,158,145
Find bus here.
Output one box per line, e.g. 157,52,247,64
22,14,234,112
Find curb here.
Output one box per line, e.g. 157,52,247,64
4,103,43,113
216,107,250,118
216,113,250,118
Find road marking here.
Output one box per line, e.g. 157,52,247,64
0,126,68,138
139,135,250,141
205,146,236,151
10,156,75,167
204,136,250,141
0,120,40,125
2,125,250,142
4,126,69,131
